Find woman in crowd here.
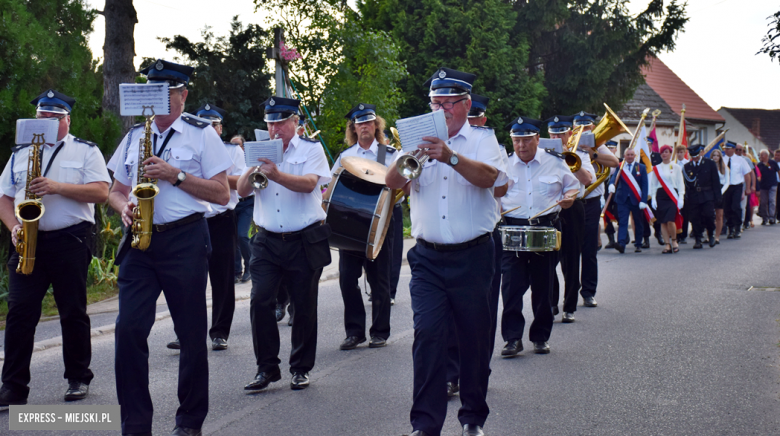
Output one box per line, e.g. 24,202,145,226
649,145,685,253
710,149,728,243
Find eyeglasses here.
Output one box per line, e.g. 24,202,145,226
429,98,468,111
36,114,67,121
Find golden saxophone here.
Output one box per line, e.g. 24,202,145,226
14,133,47,275
130,108,160,251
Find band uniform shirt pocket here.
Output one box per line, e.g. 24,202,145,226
418,159,438,187
11,155,29,189
538,175,561,197
167,147,200,175
59,160,84,184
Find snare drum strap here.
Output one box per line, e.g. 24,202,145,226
376,141,387,166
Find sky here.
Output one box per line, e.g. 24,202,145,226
85,0,779,111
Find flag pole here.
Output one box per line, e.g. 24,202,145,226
674,104,686,163
601,108,650,218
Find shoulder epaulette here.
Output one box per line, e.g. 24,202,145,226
508,151,514,157
545,149,564,159
73,137,98,147
472,125,493,131
298,135,319,143
386,146,397,153
181,113,210,128
11,144,30,153
131,122,144,129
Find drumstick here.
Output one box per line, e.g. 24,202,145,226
530,194,576,219
500,205,522,216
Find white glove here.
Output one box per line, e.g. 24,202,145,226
608,184,616,194
651,197,658,210
639,202,648,210
677,199,684,210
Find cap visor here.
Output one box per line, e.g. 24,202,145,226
264,112,294,123
353,114,377,124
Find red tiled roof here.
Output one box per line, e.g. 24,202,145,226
721,108,780,149
642,57,724,123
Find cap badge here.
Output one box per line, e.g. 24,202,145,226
517,117,524,124
155,60,164,71
205,104,211,110
269,98,276,107
47,90,54,98
359,104,364,110
438,70,447,79
553,116,559,123
580,111,585,116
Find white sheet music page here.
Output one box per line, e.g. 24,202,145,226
254,129,270,141
119,83,171,116
244,139,283,166
539,138,564,153
394,110,448,152
15,119,59,145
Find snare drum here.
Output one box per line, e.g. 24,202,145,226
499,225,561,252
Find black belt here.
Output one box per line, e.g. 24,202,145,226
695,186,712,192
153,213,204,233
262,221,322,242
417,232,490,252
39,221,91,239
239,196,253,202
582,196,601,205
207,209,233,220
504,213,559,227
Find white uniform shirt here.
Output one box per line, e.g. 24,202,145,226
110,115,233,224
723,154,751,186
394,122,507,244
1,133,111,231
649,162,685,199
501,147,580,219
584,144,612,199
252,135,331,233
494,144,510,215
332,139,397,170
206,142,246,217
574,149,596,197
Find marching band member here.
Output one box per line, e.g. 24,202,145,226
108,60,233,436
722,141,752,239
386,68,506,436
239,97,332,393
607,148,649,253
683,144,721,248
500,117,579,355
545,115,594,322
332,103,397,351
649,145,685,254
0,90,110,407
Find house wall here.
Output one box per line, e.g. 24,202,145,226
611,122,721,157
717,109,770,152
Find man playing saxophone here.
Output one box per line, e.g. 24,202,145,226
0,90,110,407
107,60,232,436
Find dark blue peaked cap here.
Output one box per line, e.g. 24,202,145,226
724,140,737,149
506,116,542,137
262,96,300,123
423,67,476,97
140,59,194,88
195,103,227,121
468,94,490,118
31,89,75,114
687,143,705,157
544,115,574,134
572,111,597,126
345,103,377,123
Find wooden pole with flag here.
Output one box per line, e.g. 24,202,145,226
701,129,728,157
648,109,661,153
601,108,651,218
674,104,687,163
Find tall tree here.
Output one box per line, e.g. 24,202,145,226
757,10,780,63
160,18,274,141
98,0,138,135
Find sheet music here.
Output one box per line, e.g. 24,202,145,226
119,83,171,116
254,129,270,141
244,139,283,166
394,110,448,152
15,119,59,145
539,138,563,153
579,132,596,149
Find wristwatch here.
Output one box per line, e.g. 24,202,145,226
592,152,599,161
448,150,459,166
173,171,186,187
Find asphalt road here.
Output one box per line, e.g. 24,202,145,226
1,223,779,436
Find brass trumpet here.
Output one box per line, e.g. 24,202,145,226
563,125,586,172
396,149,429,180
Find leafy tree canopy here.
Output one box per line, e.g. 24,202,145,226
757,10,780,63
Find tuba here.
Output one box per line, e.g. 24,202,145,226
14,133,47,275
130,107,160,251
579,104,632,198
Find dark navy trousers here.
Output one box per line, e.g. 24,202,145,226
580,198,601,300
115,218,211,434
617,201,644,248
408,237,493,436
553,200,585,314
207,210,236,340
233,196,254,275
389,204,404,299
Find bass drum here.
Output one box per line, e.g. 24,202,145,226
322,167,393,260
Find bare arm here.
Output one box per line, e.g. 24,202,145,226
29,178,109,204
573,167,593,186
141,156,229,205
386,161,408,190
558,189,580,209
108,180,134,227
228,175,240,190
0,195,19,234
423,136,498,189
494,183,508,198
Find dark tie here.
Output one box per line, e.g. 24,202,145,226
727,158,731,169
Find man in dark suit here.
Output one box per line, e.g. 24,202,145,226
683,144,722,248
607,148,648,253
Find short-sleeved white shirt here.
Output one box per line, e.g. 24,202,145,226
501,147,580,219
584,144,612,199
1,133,111,231
723,154,751,186
393,122,508,244
332,139,398,171
206,142,246,217
110,115,233,224
251,135,332,233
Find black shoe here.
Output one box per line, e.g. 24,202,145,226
368,336,387,348
615,244,625,254
693,239,703,249
562,312,575,323
290,372,310,390
167,338,180,350
642,237,650,249
340,336,366,350
275,303,287,322
583,297,598,307
447,381,460,397
656,235,665,246
0,386,27,407
770,219,776,225
533,341,550,354
605,234,617,249
709,236,717,247
240,271,251,283
733,232,741,239
410,431,431,436
727,231,734,239
171,426,202,436
678,238,687,244
552,306,559,316
64,381,89,401
634,246,642,253
462,424,485,436
244,371,281,391
211,338,228,351
501,339,523,357
762,219,768,225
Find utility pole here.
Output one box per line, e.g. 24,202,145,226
265,27,286,97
